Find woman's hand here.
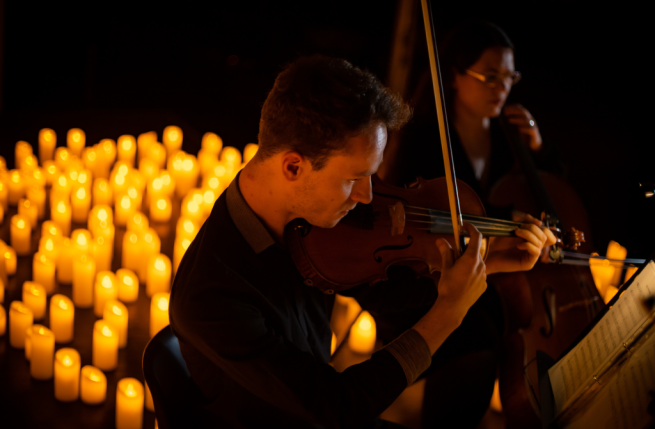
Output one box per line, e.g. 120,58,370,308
485,213,556,274
504,104,542,152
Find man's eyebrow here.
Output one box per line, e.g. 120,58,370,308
354,168,377,177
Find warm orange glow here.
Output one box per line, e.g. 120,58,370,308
47,164,57,174
157,297,169,311
183,220,195,233
58,175,67,187
120,196,131,209
59,299,68,310
181,238,191,250
78,171,89,184
86,150,96,162
192,193,203,205
182,159,193,171
129,233,137,244
57,202,66,213
118,165,129,176
168,130,179,141
144,233,153,244
40,254,47,263
76,187,86,199
213,165,226,177
77,234,87,246
187,201,199,213
115,174,125,186
208,177,219,190
99,181,107,191
125,383,137,397
39,327,46,335
44,130,54,141
101,325,112,337
122,139,133,150
97,237,105,245
89,372,101,382
62,355,73,366
154,258,166,271
112,305,122,316
161,173,172,186
127,187,137,199
123,276,133,286
69,170,79,181
156,199,167,210
101,276,113,289
203,190,216,204
152,178,162,190
11,171,21,183
72,132,80,143
17,219,26,229
30,285,41,296
98,208,108,222
359,316,372,331
173,159,183,171
49,226,58,235
80,255,88,263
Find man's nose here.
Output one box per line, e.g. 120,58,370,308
350,177,373,205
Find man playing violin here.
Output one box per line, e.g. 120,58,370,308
170,55,555,428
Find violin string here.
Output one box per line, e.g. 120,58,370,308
403,205,521,227
404,211,517,232
403,220,516,236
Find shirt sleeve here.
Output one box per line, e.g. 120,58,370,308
170,263,412,429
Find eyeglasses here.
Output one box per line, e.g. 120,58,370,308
464,69,522,88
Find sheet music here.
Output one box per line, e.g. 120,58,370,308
561,324,655,429
548,261,655,415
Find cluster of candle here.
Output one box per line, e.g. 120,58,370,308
0,126,255,429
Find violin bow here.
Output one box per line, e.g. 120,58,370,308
420,0,467,256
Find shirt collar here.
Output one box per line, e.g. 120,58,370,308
226,172,277,254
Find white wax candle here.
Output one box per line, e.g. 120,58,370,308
146,254,171,297
127,211,149,233
30,324,55,380
33,252,56,295
67,128,86,157
26,186,46,219
88,204,113,232
94,272,117,317
146,142,166,169
51,200,72,237
38,129,56,163
0,305,6,336
150,196,172,223
23,281,46,320
50,294,74,343
139,229,161,282
122,231,141,273
77,169,92,191
93,178,113,206
117,268,139,303
81,365,107,405
220,146,242,166
25,166,46,189
55,348,81,402
118,135,137,166
92,320,118,371
111,164,130,196
197,148,218,178
103,300,128,348
173,237,192,274
150,292,170,338
348,311,377,354
201,188,218,216
42,221,63,239
83,147,101,180
115,194,135,226
174,155,199,198
92,236,112,272
201,132,222,155
137,131,156,161
138,157,160,186
43,161,59,186
18,198,38,229
116,378,144,429
56,238,75,284
98,139,117,172
180,195,203,225
53,172,72,196
73,254,96,308
176,217,199,241
7,170,25,205
4,246,17,276
71,186,91,222
163,125,183,155
71,229,92,255
10,214,31,255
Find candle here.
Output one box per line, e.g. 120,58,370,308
98,139,117,171
201,188,218,216
24,166,46,189
0,181,7,210
122,231,141,273
209,163,229,189
93,236,112,272
10,214,31,255
26,185,46,219
163,125,183,155
181,195,203,225
116,378,144,429
243,143,259,164
111,163,131,195
0,204,4,224
16,140,34,168
201,132,222,155
104,300,128,348
147,254,170,297
25,326,32,359
55,348,81,401
0,279,4,303
117,268,139,303
150,196,172,223
4,247,17,276
53,172,72,197
77,169,92,190
118,135,137,166
173,237,192,274
23,282,46,320
83,147,101,180
140,229,161,282
138,157,160,185
0,305,6,336
197,149,217,178
129,169,146,197
137,131,156,162
50,294,74,343
42,221,63,239
31,325,55,379
9,301,32,348
175,154,199,198
88,205,113,232
71,186,91,222
92,320,118,371
43,161,59,186
176,217,199,241
220,146,242,166
126,185,143,211
348,311,377,354
71,229,92,255
51,200,72,237
67,128,86,157
73,254,96,308
39,235,61,263
159,170,175,197
115,194,135,226
18,198,38,228
93,178,113,206
127,211,149,232
8,169,25,205
94,272,117,317
202,175,223,195
33,253,56,295
37,129,56,163
146,142,167,169
150,292,170,337
81,365,107,404
57,238,74,283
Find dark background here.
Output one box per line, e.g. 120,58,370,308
0,1,652,255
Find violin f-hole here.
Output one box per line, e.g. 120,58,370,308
373,236,414,263
540,286,557,338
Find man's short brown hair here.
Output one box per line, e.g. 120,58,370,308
258,55,411,170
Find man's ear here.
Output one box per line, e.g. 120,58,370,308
281,151,309,182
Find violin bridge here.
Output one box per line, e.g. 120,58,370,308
389,202,405,236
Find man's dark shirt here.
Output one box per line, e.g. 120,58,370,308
169,176,432,428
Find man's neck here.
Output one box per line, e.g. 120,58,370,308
238,162,290,243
